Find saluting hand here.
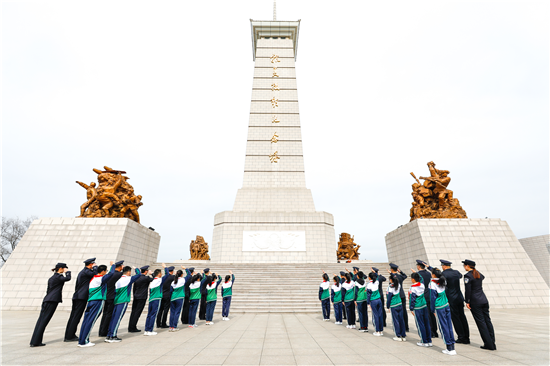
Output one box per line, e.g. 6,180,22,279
229,270,233,275
161,263,166,268
110,261,114,266
410,268,416,273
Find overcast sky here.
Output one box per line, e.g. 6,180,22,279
2,1,548,262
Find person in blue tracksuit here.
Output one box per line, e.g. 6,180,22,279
169,266,191,331
367,271,383,336
319,272,331,321
428,267,457,355
409,272,432,347
221,271,235,321
354,271,368,333
372,267,387,327
105,265,141,342
339,271,348,320
387,274,406,342
204,273,222,325
78,261,115,347
331,275,343,325
341,273,356,329
144,264,168,336
188,272,204,328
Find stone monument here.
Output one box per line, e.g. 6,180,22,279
1,167,160,311
519,234,550,286
386,163,549,308
210,14,336,263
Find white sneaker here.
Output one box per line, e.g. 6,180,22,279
417,342,427,347
427,343,433,347
393,337,402,341
172,328,179,332
351,325,356,329
78,342,95,347
346,325,351,329
373,332,382,337
442,349,457,355
401,337,407,342
192,324,198,328
150,332,157,335
225,318,230,321
210,321,214,325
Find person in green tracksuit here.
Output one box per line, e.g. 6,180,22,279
188,272,204,328
105,266,141,343
204,273,222,325
221,271,235,321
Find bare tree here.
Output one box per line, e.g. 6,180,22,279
1,216,37,266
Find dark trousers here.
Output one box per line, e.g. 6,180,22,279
145,299,161,332
342,301,347,319
107,303,128,338
381,298,387,326
128,298,146,331
199,294,207,320
470,303,496,350
65,299,87,340
370,299,383,332
356,301,368,330
222,296,232,317
435,306,456,346
188,299,200,325
401,297,409,331
425,295,438,337
344,301,356,326
170,299,183,328
181,297,190,324
449,300,470,342
390,306,406,338
156,298,170,327
78,300,104,345
321,299,331,320
206,300,216,321
413,307,432,344
98,299,114,336
333,302,343,323
30,302,58,346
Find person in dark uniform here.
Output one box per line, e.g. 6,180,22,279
339,271,347,320
156,266,175,328
389,263,408,332
64,258,97,342
415,260,438,338
462,259,496,351
199,268,210,320
372,267,387,327
440,259,470,344
30,263,72,347
98,260,124,337
128,265,150,332
180,267,195,325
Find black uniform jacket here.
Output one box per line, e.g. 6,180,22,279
464,271,488,305
442,268,465,303
43,272,72,303
395,271,407,298
418,269,432,297
72,266,98,300
106,271,124,301
133,274,153,300
162,273,175,300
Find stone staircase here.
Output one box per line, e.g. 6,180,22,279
153,262,389,313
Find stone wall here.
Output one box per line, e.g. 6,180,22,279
385,218,549,308
519,234,550,286
1,217,160,311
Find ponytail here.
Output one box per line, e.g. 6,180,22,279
345,273,351,283
432,268,446,287
472,267,480,279
333,276,340,287
174,270,183,284
322,273,329,281
389,274,398,287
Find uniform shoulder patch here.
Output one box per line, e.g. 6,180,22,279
464,277,469,284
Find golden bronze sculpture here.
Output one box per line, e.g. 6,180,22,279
76,166,143,223
409,161,467,221
336,233,360,260
189,236,210,260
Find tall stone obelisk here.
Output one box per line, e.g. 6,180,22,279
210,13,336,263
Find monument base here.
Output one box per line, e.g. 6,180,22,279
385,218,549,308
1,218,160,311
211,211,336,263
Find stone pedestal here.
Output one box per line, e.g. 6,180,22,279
519,234,550,286
1,217,160,311
385,218,549,308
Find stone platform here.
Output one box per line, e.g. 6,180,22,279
2,308,548,365
1,218,160,311
385,218,549,308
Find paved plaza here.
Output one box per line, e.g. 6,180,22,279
1,308,548,366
